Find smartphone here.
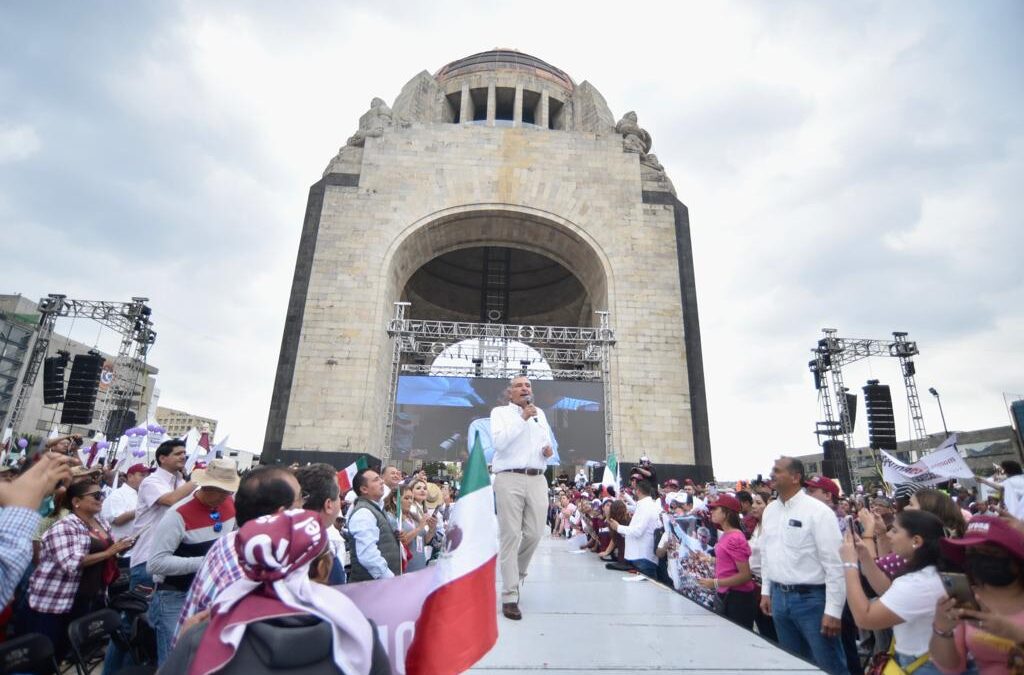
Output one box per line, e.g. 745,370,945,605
845,515,855,534
940,573,979,611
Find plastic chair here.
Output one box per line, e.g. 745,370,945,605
0,632,60,674
66,608,120,675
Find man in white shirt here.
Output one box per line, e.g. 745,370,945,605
609,479,660,578
129,439,195,590
760,457,849,675
102,463,151,544
491,376,554,620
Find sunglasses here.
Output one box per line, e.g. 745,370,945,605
83,491,105,501
210,510,223,533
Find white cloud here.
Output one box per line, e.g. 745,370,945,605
0,123,40,163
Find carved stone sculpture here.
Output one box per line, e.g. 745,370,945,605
614,111,652,155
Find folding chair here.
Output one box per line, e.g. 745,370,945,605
0,632,60,674
66,608,120,675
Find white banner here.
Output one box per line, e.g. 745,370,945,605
880,434,974,486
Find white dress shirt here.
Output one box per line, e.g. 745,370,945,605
131,466,184,568
348,500,395,579
490,403,554,473
101,483,139,542
615,495,660,564
760,489,847,619
1001,474,1024,519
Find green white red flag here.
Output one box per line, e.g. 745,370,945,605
337,456,369,493
339,434,498,674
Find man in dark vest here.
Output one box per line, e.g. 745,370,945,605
346,467,401,582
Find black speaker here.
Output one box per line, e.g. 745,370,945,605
845,392,857,433
61,352,104,425
863,380,897,450
42,351,70,404
822,439,853,494
105,409,137,440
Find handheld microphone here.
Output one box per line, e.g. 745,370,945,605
524,395,540,423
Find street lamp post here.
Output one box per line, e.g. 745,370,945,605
928,387,950,438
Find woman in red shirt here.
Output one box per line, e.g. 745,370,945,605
698,494,757,629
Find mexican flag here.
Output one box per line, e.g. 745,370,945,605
601,453,620,495
337,456,368,493
405,435,497,674
338,436,497,675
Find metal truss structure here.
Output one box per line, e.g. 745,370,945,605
383,302,617,461
6,294,156,438
808,328,927,451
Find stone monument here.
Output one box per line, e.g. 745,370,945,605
264,49,710,478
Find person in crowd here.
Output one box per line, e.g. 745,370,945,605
841,509,948,674
296,463,347,584
0,453,72,608
698,494,757,628
736,490,756,538
555,493,576,538
102,463,151,545
490,375,555,620
930,515,1024,674
347,468,402,582
147,458,239,664
634,455,658,488
21,480,133,661
380,464,403,500
683,480,705,511
859,488,968,594
173,466,301,642
805,476,844,529
747,489,777,641
384,486,435,572
760,456,848,675
131,439,196,590
161,509,391,674
609,479,660,578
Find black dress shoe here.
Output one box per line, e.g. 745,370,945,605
502,602,522,620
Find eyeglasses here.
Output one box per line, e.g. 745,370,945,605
210,510,223,533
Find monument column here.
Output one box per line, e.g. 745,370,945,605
513,84,523,126
486,82,496,126
460,82,472,124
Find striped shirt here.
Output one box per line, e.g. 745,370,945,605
147,494,236,591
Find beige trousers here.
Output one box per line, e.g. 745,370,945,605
493,471,549,603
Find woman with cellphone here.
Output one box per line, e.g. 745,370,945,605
929,515,1024,674
697,494,758,629
20,479,134,660
840,509,948,674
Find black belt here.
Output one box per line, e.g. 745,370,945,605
501,468,544,476
773,583,825,593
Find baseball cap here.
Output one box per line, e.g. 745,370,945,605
940,515,1024,565
707,494,743,513
804,476,840,500
126,463,154,476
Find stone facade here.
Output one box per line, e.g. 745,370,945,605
265,50,710,476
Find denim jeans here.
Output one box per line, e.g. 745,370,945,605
148,589,186,665
129,562,153,591
895,651,944,675
629,558,658,579
770,585,848,675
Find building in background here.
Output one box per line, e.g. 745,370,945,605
155,405,218,440
796,426,1024,485
0,294,158,439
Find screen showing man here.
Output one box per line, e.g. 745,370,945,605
392,375,604,465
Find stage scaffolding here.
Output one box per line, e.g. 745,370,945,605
383,302,617,462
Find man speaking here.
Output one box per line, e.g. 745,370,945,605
491,375,554,621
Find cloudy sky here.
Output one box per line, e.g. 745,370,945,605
2,1,1021,478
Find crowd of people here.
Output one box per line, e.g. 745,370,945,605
552,455,1024,674
2,424,1024,674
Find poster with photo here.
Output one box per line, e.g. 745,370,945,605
660,513,717,610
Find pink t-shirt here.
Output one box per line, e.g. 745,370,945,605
714,529,755,593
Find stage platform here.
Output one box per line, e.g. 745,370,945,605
471,536,822,674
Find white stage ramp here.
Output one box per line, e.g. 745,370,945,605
471,536,823,674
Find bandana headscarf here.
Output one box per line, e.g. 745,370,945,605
190,509,374,675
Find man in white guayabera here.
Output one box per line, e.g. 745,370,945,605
490,376,554,621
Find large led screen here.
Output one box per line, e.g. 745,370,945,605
392,375,605,465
